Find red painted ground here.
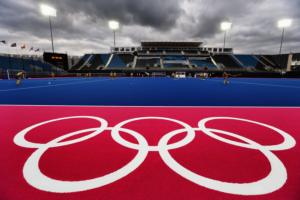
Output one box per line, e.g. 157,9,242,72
0,106,299,200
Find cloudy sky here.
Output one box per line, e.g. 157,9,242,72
0,0,299,55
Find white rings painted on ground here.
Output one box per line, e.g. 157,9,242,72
14,116,108,148
198,117,296,151
159,127,288,195
111,117,195,151
14,115,296,195
22,127,148,193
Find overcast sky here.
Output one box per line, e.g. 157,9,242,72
0,0,299,56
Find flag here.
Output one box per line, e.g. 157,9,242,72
0,40,6,44
11,43,17,47
29,47,34,51
21,44,26,49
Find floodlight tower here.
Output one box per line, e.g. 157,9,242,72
221,22,232,52
278,19,292,54
108,20,120,48
40,4,57,53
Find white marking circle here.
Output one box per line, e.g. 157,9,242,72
111,117,195,151
14,115,296,195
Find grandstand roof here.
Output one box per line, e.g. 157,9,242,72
141,41,202,48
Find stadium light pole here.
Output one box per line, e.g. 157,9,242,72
40,4,57,53
278,19,292,55
108,20,120,48
221,22,232,52
278,19,292,74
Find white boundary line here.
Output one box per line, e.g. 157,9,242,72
209,79,300,89
231,80,300,89
0,78,119,92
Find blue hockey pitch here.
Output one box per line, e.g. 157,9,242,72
1,77,300,106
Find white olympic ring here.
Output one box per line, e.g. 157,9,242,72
14,116,296,196
14,116,108,148
111,117,195,151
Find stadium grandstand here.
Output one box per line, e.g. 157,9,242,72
66,41,300,77
1,41,300,78
0,53,66,79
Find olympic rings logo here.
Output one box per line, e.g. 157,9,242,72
14,116,296,195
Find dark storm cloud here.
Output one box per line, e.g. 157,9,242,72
0,0,299,55
0,0,183,53
0,1,92,39
182,0,300,53
44,0,182,30
188,0,266,38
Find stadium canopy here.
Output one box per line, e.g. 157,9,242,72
141,41,203,48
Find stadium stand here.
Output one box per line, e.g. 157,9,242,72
117,54,134,67
71,54,111,71
0,55,10,70
163,63,190,69
263,54,289,69
163,56,190,69
291,53,300,71
234,54,292,71
135,57,161,69
101,54,111,66
0,54,64,73
189,57,217,69
212,54,243,69
3,41,299,77
256,55,277,69
163,56,187,61
107,54,134,68
80,54,110,70
234,55,259,68
72,54,92,70
164,50,183,55
2,43,300,80
234,54,268,71
147,50,164,55
184,50,199,55
88,54,104,70
0,54,66,79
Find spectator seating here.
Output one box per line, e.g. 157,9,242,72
0,55,64,73
135,57,161,69
212,54,243,69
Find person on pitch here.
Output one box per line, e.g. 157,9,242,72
51,72,56,80
16,70,25,86
223,71,230,85
223,71,241,85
